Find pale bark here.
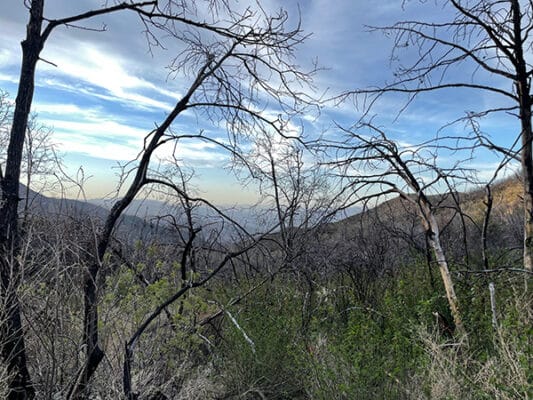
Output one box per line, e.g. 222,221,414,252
425,210,465,336
489,282,498,330
356,0,533,271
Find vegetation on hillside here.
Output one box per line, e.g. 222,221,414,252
1,172,531,399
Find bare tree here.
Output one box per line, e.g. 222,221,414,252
351,0,533,271
327,123,475,336
0,93,62,223
236,131,361,340
0,2,163,397
245,135,343,265
21,114,61,220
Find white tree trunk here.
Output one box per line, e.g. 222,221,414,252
424,208,465,337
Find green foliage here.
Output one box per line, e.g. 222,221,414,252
214,280,309,399
101,258,217,363
95,242,531,399
306,262,438,399
212,264,439,399
212,262,531,400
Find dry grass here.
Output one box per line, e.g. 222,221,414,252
413,291,531,400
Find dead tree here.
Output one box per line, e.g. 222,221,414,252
0,2,160,397
242,133,351,335
119,171,242,399
244,134,347,268
73,5,312,400
351,0,533,271
328,123,474,336
21,114,60,220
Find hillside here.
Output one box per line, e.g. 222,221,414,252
340,175,521,226
312,175,524,278
20,185,176,244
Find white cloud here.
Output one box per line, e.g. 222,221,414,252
33,102,229,165
46,119,148,140
153,138,228,167
33,102,101,117
61,139,140,161
55,125,229,165
0,49,13,66
0,73,18,84
38,39,182,112
0,0,521,204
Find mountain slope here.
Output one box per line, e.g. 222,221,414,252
20,185,174,244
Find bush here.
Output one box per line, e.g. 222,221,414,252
215,279,308,399
192,259,532,400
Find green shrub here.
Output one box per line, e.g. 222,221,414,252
214,279,309,399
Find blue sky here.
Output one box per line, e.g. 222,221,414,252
0,0,520,204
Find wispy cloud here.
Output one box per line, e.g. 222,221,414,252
38,38,183,112
0,0,521,204
33,101,229,166
0,73,19,85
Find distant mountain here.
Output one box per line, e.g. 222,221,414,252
19,185,174,243
88,198,280,240
88,197,361,238
18,184,362,245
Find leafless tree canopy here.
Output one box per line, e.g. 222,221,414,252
346,1,533,271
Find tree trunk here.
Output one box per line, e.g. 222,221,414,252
427,233,464,334
510,0,533,271
481,184,493,270
69,74,203,397
0,267,35,400
518,80,533,272
0,1,44,398
425,212,465,337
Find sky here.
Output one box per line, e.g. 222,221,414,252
0,0,522,204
